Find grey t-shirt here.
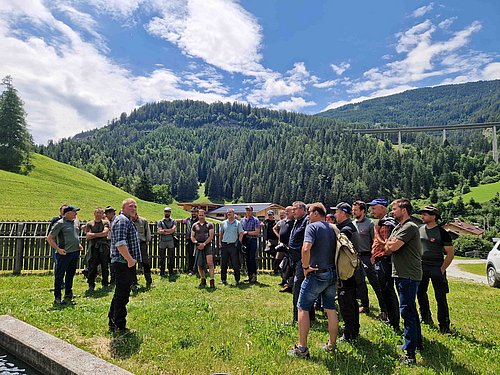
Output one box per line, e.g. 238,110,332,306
355,217,374,255
390,220,423,280
303,221,336,269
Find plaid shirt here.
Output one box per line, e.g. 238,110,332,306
240,215,260,238
110,213,141,264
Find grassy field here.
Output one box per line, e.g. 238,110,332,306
0,273,498,375
457,263,487,277
450,180,500,203
0,153,186,221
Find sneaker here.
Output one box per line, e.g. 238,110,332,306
287,344,310,359
53,299,67,305
322,342,337,353
399,353,416,365
249,275,257,284
88,285,95,292
221,280,228,285
279,285,293,293
278,281,286,286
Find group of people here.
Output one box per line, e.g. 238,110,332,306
282,198,454,365
47,196,455,364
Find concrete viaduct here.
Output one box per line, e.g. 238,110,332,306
352,122,499,163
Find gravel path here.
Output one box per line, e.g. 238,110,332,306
447,259,488,285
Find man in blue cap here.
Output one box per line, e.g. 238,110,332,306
367,198,400,331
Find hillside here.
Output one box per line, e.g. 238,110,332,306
0,153,186,221
40,95,499,209
317,80,500,126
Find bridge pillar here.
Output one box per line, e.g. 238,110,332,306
398,131,402,155
493,125,498,163
442,129,447,144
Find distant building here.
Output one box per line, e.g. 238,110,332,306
208,203,286,220
443,219,485,237
176,202,223,213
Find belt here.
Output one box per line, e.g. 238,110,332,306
221,242,236,245
309,267,334,274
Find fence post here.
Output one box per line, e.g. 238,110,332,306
14,223,25,275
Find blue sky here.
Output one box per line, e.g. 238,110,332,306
0,1,498,144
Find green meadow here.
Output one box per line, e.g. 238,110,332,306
0,153,186,221
0,273,498,375
451,180,500,203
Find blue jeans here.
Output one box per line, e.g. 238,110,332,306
54,251,80,299
298,270,336,311
396,278,422,355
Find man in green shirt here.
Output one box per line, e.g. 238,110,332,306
47,206,83,305
385,199,422,365
417,206,454,333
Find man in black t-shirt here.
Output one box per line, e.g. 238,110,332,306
262,210,279,273
417,206,454,333
85,208,110,290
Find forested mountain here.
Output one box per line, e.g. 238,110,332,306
40,91,500,210
318,80,500,126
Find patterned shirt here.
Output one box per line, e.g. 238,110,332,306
240,216,261,238
111,213,141,264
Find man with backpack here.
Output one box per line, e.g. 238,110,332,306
288,202,338,358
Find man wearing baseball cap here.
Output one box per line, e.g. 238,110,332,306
367,198,400,330
47,206,83,305
332,202,361,342
417,206,454,334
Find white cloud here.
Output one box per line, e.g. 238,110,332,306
145,0,266,75
323,85,415,111
270,97,316,112
438,17,456,30
411,3,434,18
0,0,238,143
348,20,483,94
482,62,500,80
313,80,338,89
330,62,350,76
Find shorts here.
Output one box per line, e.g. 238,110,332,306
195,244,213,268
297,269,337,311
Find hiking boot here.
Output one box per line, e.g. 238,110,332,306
209,279,216,289
53,298,67,305
287,344,310,359
221,280,227,285
199,278,207,287
322,342,337,353
280,285,293,293
88,285,95,292
250,275,257,284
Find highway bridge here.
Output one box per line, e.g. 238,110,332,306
352,122,499,162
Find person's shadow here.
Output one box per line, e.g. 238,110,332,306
109,331,142,359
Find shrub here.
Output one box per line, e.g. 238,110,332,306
454,234,492,257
